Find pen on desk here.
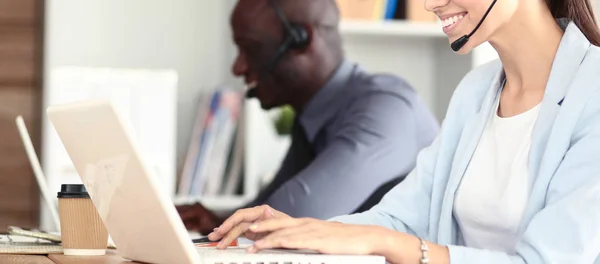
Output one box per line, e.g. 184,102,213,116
192,236,238,247
192,236,218,243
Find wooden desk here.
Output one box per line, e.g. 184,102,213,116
0,255,54,264
0,250,141,264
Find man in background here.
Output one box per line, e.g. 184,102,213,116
177,0,439,234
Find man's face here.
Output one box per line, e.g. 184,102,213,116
230,0,295,110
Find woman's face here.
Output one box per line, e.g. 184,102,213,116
425,0,519,54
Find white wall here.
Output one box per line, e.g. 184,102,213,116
42,0,241,230
595,0,600,23
44,0,239,167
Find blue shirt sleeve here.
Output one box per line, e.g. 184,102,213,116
330,81,600,264
264,92,435,219
329,121,442,237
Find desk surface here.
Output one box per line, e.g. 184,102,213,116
0,250,140,264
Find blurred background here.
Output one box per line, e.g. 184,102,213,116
0,0,598,233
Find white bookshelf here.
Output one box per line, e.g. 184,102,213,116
340,20,444,37
173,99,292,213
340,20,498,121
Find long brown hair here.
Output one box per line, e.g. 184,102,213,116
546,0,600,45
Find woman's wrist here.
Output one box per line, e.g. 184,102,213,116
367,226,414,263
368,227,449,264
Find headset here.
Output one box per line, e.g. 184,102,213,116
246,0,311,98
266,0,311,71
451,0,498,52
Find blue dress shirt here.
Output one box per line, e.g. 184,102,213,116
248,59,440,219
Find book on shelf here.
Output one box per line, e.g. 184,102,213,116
177,87,245,199
336,0,437,22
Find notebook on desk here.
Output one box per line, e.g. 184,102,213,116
0,234,62,255
46,99,385,264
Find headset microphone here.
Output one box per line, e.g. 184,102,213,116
245,0,310,99
245,86,258,98
450,0,497,52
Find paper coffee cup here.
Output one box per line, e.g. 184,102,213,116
57,184,109,256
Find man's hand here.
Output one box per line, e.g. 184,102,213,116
176,203,223,235
207,205,290,249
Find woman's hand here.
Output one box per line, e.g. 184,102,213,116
207,205,290,248
245,217,388,256
212,210,450,264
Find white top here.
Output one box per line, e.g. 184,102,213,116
454,98,541,253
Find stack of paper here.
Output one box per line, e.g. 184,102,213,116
0,235,62,254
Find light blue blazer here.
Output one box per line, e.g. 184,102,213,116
331,20,600,263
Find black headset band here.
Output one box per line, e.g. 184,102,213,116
269,0,299,41
267,36,294,72
264,0,309,72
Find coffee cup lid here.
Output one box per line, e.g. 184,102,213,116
57,184,90,198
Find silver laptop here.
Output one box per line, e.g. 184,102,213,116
46,99,385,264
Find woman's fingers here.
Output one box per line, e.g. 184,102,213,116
209,206,269,240
247,217,312,233
250,228,323,253
214,207,281,249
216,221,251,249
244,222,377,256
257,221,315,244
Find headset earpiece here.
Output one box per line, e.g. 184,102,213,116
270,0,310,51
287,22,310,50
258,0,311,77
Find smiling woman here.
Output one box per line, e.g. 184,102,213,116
209,0,600,262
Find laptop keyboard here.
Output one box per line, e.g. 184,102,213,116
195,246,384,264
196,247,310,264
196,246,319,256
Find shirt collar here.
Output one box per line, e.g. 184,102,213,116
298,59,356,143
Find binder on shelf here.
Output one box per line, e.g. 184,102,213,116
177,87,244,201
336,0,437,22
336,0,386,20
384,0,399,19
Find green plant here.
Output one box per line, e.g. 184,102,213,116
274,105,295,135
